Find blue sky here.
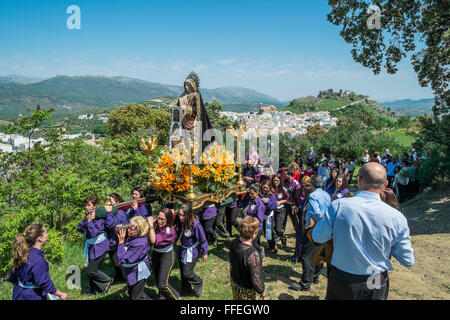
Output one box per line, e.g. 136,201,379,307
0,0,434,102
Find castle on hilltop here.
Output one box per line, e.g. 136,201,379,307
318,88,355,99
258,102,278,114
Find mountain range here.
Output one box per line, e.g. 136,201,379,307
381,98,435,116
0,74,434,120
0,75,282,119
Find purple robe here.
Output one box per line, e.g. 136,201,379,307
177,219,209,263
287,178,302,207
199,204,217,221
77,218,110,260
331,188,350,201
275,187,290,207
154,226,176,249
117,236,150,286
246,197,265,230
105,209,128,250
126,203,152,221
326,184,336,197
260,192,277,215
7,247,57,300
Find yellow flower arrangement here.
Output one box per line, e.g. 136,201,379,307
151,142,236,195
197,143,235,190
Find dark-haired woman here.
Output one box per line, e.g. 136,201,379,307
292,183,315,264
105,193,128,283
148,209,180,300
325,168,340,196
7,224,68,300
176,203,209,297
77,195,113,295
259,180,278,255
271,174,290,249
126,187,152,220
331,175,350,201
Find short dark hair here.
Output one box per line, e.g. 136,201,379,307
310,174,323,188
84,195,99,206
132,187,145,198
109,193,123,204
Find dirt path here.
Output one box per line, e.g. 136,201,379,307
264,187,450,300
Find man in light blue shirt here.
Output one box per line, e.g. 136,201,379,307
386,156,401,188
312,162,414,300
290,174,331,292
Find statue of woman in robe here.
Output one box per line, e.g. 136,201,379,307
176,76,215,152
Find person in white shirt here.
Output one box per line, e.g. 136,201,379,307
361,150,370,166
345,159,356,183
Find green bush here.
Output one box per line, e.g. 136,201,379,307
42,228,65,264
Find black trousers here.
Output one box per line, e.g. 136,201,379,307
300,234,323,288
348,170,355,184
215,206,227,234
128,279,151,300
179,258,203,295
387,176,395,189
108,249,125,282
326,265,389,300
265,217,279,249
273,207,287,245
86,252,112,294
152,250,180,300
251,229,263,257
286,203,299,231
398,183,409,203
225,206,241,236
200,216,218,244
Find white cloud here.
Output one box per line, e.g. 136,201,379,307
217,58,239,65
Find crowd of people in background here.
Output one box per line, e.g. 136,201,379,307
7,144,417,301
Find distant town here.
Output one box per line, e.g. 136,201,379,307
221,103,338,138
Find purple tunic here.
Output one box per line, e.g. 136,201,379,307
199,204,217,221
77,218,111,260
288,179,302,207
331,188,350,201
117,236,150,286
246,197,265,230
177,220,209,263
154,226,176,249
7,247,57,300
126,203,152,221
260,192,277,215
105,209,128,250
275,187,290,207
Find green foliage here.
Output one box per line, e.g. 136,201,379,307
205,99,230,130
279,121,402,165
412,115,450,186
305,125,328,145
328,0,448,115
397,115,412,128
0,105,153,276
42,228,65,264
107,103,171,145
331,104,396,130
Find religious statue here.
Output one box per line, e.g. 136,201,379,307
171,72,215,152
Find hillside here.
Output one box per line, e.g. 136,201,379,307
0,75,43,85
0,75,280,119
281,94,395,118
381,98,435,116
